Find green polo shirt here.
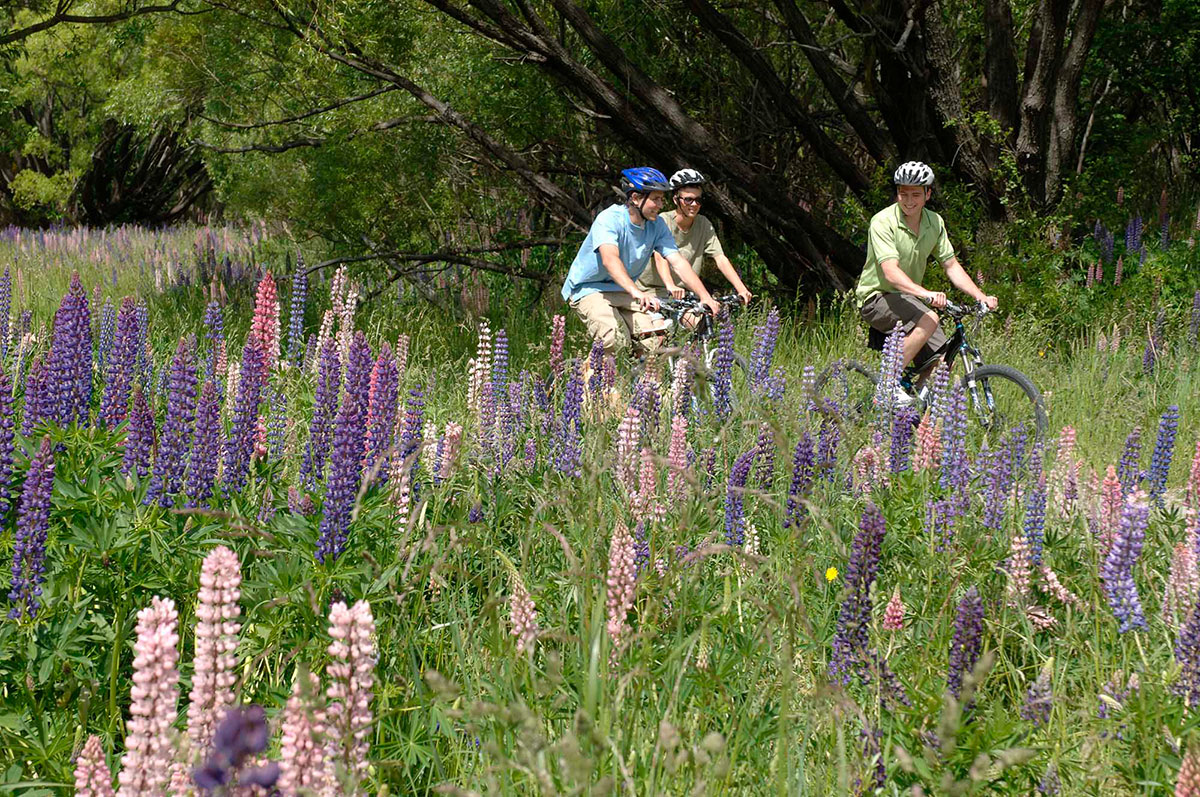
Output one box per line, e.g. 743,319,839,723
854,203,956,307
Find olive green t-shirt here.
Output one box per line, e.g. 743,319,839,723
638,210,725,289
854,204,956,307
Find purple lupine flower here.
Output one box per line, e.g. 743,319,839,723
554,362,583,477
1149,405,1179,505
97,298,115,376
7,436,54,619
928,361,951,424
947,586,985,700
100,297,139,428
874,322,905,427
631,376,662,439
0,266,10,361
889,405,917,473
753,423,777,488
287,261,307,365
122,386,155,478
1024,474,1048,566
1142,335,1157,376
1038,762,1061,796
1021,665,1053,727
523,436,537,469
939,385,969,492
633,519,650,575
45,273,92,426
0,367,13,516
1125,214,1143,255
817,417,841,483
1174,606,1200,708
1117,426,1142,494
221,339,265,495
829,503,887,684
748,307,780,395
316,378,368,564
364,343,399,482
468,502,484,523
21,357,49,438
145,338,198,506
397,385,425,495
982,439,1015,530
927,497,955,552
712,319,735,420
783,431,815,529
723,448,756,546
1102,489,1150,633
202,300,224,387
301,337,341,489
185,380,221,506
699,445,717,490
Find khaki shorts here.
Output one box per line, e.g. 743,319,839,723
570,291,669,355
860,292,948,370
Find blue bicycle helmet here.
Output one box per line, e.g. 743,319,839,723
620,167,671,194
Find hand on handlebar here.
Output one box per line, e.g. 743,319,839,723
924,291,947,309
666,284,686,300
701,296,722,317
633,290,660,313
979,294,998,311
736,287,753,305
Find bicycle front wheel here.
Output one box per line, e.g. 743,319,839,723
962,363,1048,443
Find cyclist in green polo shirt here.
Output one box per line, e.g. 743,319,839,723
856,161,997,405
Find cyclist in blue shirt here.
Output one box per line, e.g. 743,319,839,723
562,167,720,355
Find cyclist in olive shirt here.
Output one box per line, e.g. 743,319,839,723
856,161,997,403
642,169,753,306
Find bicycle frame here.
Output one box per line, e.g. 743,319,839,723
938,306,999,424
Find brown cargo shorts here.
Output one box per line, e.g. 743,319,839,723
570,291,669,355
860,292,948,370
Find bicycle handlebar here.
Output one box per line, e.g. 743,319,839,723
941,299,990,320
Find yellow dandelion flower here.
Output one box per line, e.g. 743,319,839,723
825,567,838,582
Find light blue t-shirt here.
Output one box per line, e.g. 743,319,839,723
561,204,679,302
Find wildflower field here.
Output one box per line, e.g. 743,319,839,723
2,224,1200,795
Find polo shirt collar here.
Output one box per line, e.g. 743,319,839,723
893,203,929,238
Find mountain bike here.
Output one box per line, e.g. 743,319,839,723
813,300,1048,441
636,292,749,411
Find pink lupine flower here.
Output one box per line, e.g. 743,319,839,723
186,546,242,757
1038,566,1084,610
508,573,539,654
666,414,690,505
1164,542,1200,629
912,412,941,473
548,315,565,382
279,670,331,796
117,597,180,797
74,735,114,797
1006,527,1033,604
250,271,280,374
882,586,905,631
1099,466,1123,556
605,520,637,661
437,422,463,482
615,405,641,489
326,600,376,792
852,443,888,493
1178,745,1200,797
631,447,662,522
254,414,268,459
1051,426,1078,518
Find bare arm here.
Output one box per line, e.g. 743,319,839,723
712,254,753,303
599,244,658,310
880,258,931,298
942,257,997,308
652,252,683,297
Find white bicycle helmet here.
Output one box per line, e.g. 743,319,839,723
669,168,706,190
893,161,935,187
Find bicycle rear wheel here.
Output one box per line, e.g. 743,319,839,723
813,359,877,421
962,363,1048,444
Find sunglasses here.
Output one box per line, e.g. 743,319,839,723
677,196,702,205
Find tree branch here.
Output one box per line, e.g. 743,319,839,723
0,0,192,46
198,86,397,130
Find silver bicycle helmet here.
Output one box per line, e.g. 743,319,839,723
669,168,706,190
893,161,935,187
